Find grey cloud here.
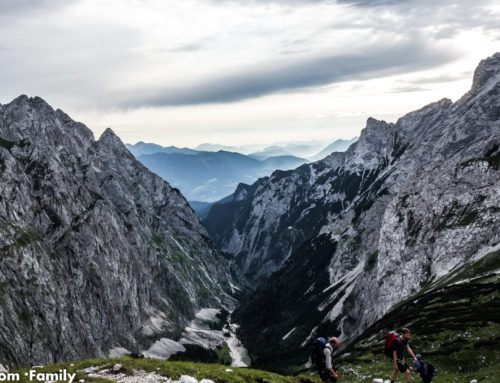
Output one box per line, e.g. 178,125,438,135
336,0,413,6
215,0,499,42
387,72,471,94
123,39,460,108
209,0,408,6
389,86,428,93
0,5,145,110
209,0,335,4
167,37,215,52
1,0,496,112
169,42,205,52
0,0,65,18
410,73,472,84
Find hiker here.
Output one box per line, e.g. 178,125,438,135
390,328,417,383
413,354,436,383
320,337,339,383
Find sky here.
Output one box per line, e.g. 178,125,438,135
0,0,499,148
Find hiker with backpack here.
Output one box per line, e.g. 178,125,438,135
385,328,417,383
413,354,436,383
311,337,339,382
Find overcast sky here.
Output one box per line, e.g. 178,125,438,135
0,0,499,148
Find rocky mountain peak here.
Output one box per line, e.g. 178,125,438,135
343,117,393,170
6,95,54,117
0,97,235,367
233,184,250,201
100,127,120,141
471,52,500,92
98,127,132,156
0,95,96,154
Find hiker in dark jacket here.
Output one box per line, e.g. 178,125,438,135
413,354,435,383
391,328,417,383
320,337,339,383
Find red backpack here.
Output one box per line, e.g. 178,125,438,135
384,331,401,357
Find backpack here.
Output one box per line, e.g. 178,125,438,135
423,362,436,377
311,337,327,367
384,331,400,357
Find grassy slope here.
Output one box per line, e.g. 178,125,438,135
12,357,320,383
335,249,500,382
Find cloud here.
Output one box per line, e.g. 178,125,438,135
389,86,428,93
122,38,460,107
336,0,413,6
409,73,472,84
169,42,205,52
208,0,409,6
208,0,335,4
0,0,66,18
0,0,497,115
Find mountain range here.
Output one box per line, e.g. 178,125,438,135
192,141,356,159
0,53,498,374
130,149,308,202
203,53,500,368
126,138,356,204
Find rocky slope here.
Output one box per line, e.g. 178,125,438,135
0,96,235,367
204,53,500,366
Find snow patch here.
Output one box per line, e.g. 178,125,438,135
302,283,316,296
141,314,168,337
229,282,241,293
143,338,186,360
140,308,249,367
108,347,130,358
282,327,296,341
472,241,500,263
322,262,363,294
301,326,318,347
195,308,220,322
0,364,7,373
179,309,225,350
226,322,249,367
326,282,356,322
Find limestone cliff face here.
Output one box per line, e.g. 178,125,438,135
207,54,500,366
0,96,234,367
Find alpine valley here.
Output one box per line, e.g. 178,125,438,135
205,53,500,370
0,53,499,382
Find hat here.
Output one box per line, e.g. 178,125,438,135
415,354,422,360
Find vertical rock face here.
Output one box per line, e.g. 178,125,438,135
206,53,500,366
0,96,235,367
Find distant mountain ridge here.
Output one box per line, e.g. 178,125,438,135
308,137,358,161
127,139,357,203
126,143,309,202
126,142,198,156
